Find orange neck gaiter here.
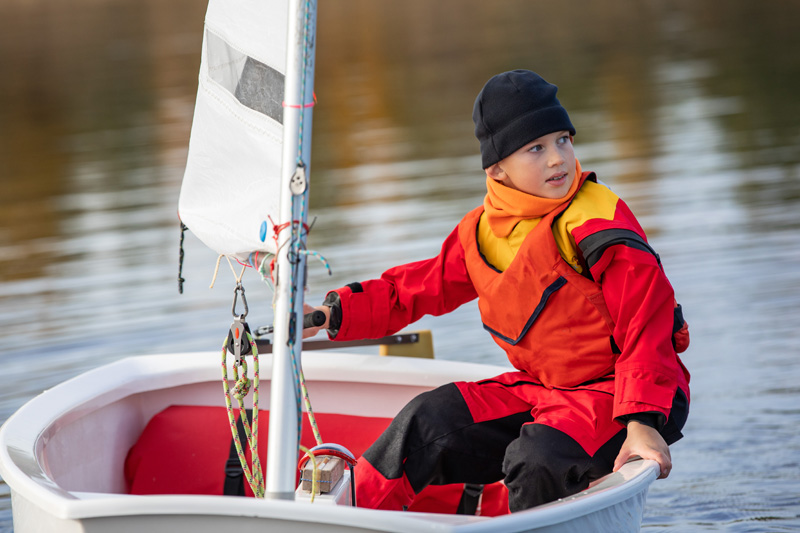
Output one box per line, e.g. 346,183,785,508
483,159,583,237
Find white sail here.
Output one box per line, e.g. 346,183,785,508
178,0,290,261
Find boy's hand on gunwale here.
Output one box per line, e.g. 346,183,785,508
613,421,672,479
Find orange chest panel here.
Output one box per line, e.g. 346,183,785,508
458,205,617,388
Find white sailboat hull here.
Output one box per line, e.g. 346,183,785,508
0,352,658,532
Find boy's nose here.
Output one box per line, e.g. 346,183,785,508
548,152,564,166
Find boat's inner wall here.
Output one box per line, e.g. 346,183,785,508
41,378,431,493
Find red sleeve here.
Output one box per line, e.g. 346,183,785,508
580,203,682,421
593,245,679,420
331,224,478,341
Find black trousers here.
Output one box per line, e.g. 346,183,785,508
360,381,688,511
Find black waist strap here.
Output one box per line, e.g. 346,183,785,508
456,483,484,515
223,409,252,496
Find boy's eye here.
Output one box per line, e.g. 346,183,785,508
557,135,569,144
529,144,543,152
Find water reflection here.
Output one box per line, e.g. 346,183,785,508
1,0,799,531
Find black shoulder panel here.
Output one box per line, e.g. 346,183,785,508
579,228,660,270
345,282,364,293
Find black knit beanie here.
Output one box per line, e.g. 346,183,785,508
473,70,576,169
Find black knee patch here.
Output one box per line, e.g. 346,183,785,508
364,383,473,481
363,383,533,494
503,424,623,511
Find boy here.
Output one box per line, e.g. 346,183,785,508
305,70,690,512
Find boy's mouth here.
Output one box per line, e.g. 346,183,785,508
546,172,568,184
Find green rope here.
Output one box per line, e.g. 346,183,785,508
299,366,323,446
221,330,264,497
299,445,319,502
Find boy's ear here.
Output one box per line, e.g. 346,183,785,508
486,163,505,182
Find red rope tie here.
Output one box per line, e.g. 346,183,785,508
282,91,317,109
298,447,358,471
265,216,311,280
269,216,310,241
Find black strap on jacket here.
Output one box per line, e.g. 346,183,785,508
223,409,252,496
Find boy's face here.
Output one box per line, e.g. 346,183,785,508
486,130,576,199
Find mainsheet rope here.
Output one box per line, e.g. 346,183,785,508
221,330,264,496
220,328,321,500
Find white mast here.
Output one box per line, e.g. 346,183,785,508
266,0,318,500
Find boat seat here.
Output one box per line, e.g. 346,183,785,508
125,405,509,515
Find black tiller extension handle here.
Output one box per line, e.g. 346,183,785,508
303,310,326,329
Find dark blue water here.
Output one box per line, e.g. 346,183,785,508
1,1,799,531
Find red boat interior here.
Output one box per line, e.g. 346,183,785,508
125,405,509,516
